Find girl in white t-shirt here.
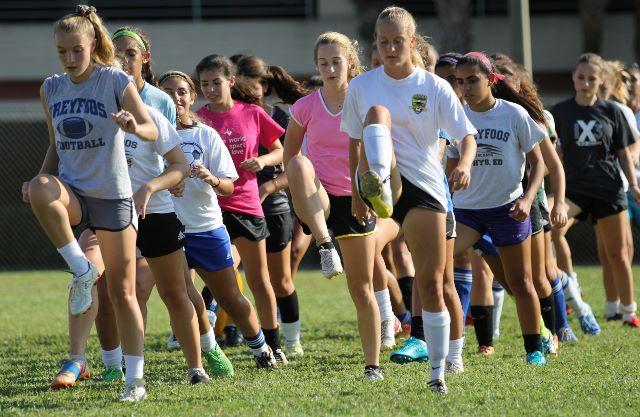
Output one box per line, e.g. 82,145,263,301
160,71,278,369
341,6,477,394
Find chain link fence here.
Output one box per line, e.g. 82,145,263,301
0,112,636,270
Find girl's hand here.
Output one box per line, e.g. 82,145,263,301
448,161,471,192
110,110,138,134
631,184,640,205
351,194,374,226
133,184,154,219
169,180,185,197
240,157,265,173
191,163,214,182
22,181,30,203
550,201,568,228
509,196,532,222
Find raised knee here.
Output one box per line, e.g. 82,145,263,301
365,105,391,126
287,155,312,175
28,174,59,203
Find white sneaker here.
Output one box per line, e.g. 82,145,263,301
69,262,98,316
364,367,384,381
284,341,304,358
319,247,343,279
167,332,180,351
445,361,464,374
380,318,396,350
119,378,147,402
428,379,448,394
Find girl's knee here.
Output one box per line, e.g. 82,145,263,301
28,175,60,203
365,105,391,126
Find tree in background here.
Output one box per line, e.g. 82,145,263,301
580,0,609,54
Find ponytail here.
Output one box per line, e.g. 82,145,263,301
268,65,307,104
54,5,115,67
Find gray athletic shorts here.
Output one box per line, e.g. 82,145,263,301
71,189,138,232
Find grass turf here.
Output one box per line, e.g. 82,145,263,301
0,267,638,417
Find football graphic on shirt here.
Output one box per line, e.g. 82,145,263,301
180,142,204,166
56,117,93,139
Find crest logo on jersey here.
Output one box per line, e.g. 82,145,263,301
180,142,204,166
574,120,604,146
410,94,428,114
57,117,93,139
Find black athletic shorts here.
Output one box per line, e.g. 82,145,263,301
222,210,269,242
567,190,627,223
137,212,185,258
298,194,376,239
392,176,447,226
265,211,294,253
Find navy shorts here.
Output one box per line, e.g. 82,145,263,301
184,226,234,272
454,199,532,247
473,234,499,257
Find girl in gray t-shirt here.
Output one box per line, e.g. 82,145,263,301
21,5,157,402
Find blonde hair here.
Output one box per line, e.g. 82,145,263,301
575,53,606,73
375,6,433,69
606,60,631,105
54,5,115,67
313,32,363,80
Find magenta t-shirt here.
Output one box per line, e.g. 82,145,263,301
289,89,352,196
197,101,284,216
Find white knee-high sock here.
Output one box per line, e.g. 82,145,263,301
57,240,89,275
492,282,505,339
422,309,450,382
374,289,394,321
363,124,392,181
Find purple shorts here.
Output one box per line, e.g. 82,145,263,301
454,200,531,247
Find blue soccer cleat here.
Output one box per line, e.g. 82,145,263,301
390,336,429,364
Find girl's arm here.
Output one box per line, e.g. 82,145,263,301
133,146,190,218
113,83,158,141
241,139,283,173
259,172,288,203
510,143,545,222
282,120,306,170
618,147,640,203
448,135,476,191
538,135,567,227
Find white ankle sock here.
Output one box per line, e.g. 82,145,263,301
605,300,620,318
422,309,450,382
101,346,123,370
447,337,464,366
622,302,637,322
363,124,392,181
123,355,144,386
200,328,217,352
281,320,301,344
57,240,89,276
374,289,394,321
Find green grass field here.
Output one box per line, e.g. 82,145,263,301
0,267,638,417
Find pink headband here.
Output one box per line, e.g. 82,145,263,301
465,52,505,84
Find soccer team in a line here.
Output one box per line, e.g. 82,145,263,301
21,3,640,401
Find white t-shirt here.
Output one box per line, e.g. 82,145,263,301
173,123,238,233
611,101,639,192
451,99,546,209
124,106,181,214
341,66,477,210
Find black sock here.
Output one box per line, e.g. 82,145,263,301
410,316,424,341
318,241,334,250
201,286,213,309
539,294,556,336
470,305,494,347
263,327,281,350
276,291,300,323
364,364,380,371
397,276,414,311
523,333,541,354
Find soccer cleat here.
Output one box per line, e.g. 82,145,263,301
428,379,448,394
223,325,244,348
477,345,495,356
99,367,124,383
69,262,98,316
359,171,393,218
119,378,147,402
318,247,343,279
189,369,210,385
380,318,397,350
526,351,547,366
541,332,557,357
51,359,91,390
557,327,578,343
167,332,180,351
623,315,640,329
445,361,464,374
284,341,304,358
607,313,623,321
203,345,235,377
364,367,384,381
273,348,289,366
578,310,601,335
254,348,278,370
390,336,429,364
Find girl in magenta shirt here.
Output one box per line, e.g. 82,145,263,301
283,32,382,381
195,54,287,364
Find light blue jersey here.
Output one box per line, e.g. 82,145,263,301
140,82,176,125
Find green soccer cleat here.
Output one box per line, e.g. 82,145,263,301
203,345,235,377
99,367,124,383
390,336,429,364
